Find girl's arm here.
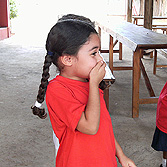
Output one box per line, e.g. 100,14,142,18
115,138,137,167
76,61,106,135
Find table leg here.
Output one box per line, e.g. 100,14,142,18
119,42,122,60
132,49,141,118
153,49,157,75
133,19,135,24
109,35,114,72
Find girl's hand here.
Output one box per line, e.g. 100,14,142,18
89,61,106,86
119,154,137,167
76,62,105,135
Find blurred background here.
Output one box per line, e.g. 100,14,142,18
9,0,129,46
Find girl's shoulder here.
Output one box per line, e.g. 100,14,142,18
47,75,89,103
47,75,82,98
48,75,89,91
47,76,71,92
46,77,76,102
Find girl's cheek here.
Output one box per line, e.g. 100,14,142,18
92,58,98,66
89,62,97,72
88,58,97,72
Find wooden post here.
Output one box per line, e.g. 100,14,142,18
144,0,153,30
127,0,133,22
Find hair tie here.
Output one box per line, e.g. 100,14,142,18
47,51,54,56
34,101,42,108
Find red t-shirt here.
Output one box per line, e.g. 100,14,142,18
156,82,167,134
46,75,117,167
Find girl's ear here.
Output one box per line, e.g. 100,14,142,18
60,55,74,66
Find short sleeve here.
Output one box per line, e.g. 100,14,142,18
46,84,86,132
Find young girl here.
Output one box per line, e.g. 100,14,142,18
31,14,136,167
52,14,112,157
152,82,167,167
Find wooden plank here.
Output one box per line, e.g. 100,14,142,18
113,40,118,47
100,50,109,53
137,24,167,27
152,26,167,29
139,97,158,104
132,16,167,19
100,49,119,53
113,67,133,71
140,58,155,97
156,65,167,67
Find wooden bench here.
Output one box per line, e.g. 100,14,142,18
153,49,167,74
132,16,167,25
152,26,167,34
132,16,167,35
135,25,167,34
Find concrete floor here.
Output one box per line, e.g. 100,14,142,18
0,33,167,167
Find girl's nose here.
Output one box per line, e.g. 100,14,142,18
96,52,103,62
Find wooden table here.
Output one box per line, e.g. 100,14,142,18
132,16,167,25
96,21,167,118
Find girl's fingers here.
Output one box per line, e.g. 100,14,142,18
96,61,106,71
94,60,104,69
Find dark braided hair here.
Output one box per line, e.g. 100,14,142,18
31,14,108,119
31,54,52,119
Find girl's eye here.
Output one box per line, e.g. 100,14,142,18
92,52,97,56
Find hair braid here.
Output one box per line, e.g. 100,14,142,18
31,54,52,119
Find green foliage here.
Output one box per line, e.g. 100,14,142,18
9,0,18,19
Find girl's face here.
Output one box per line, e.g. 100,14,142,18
72,33,103,82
